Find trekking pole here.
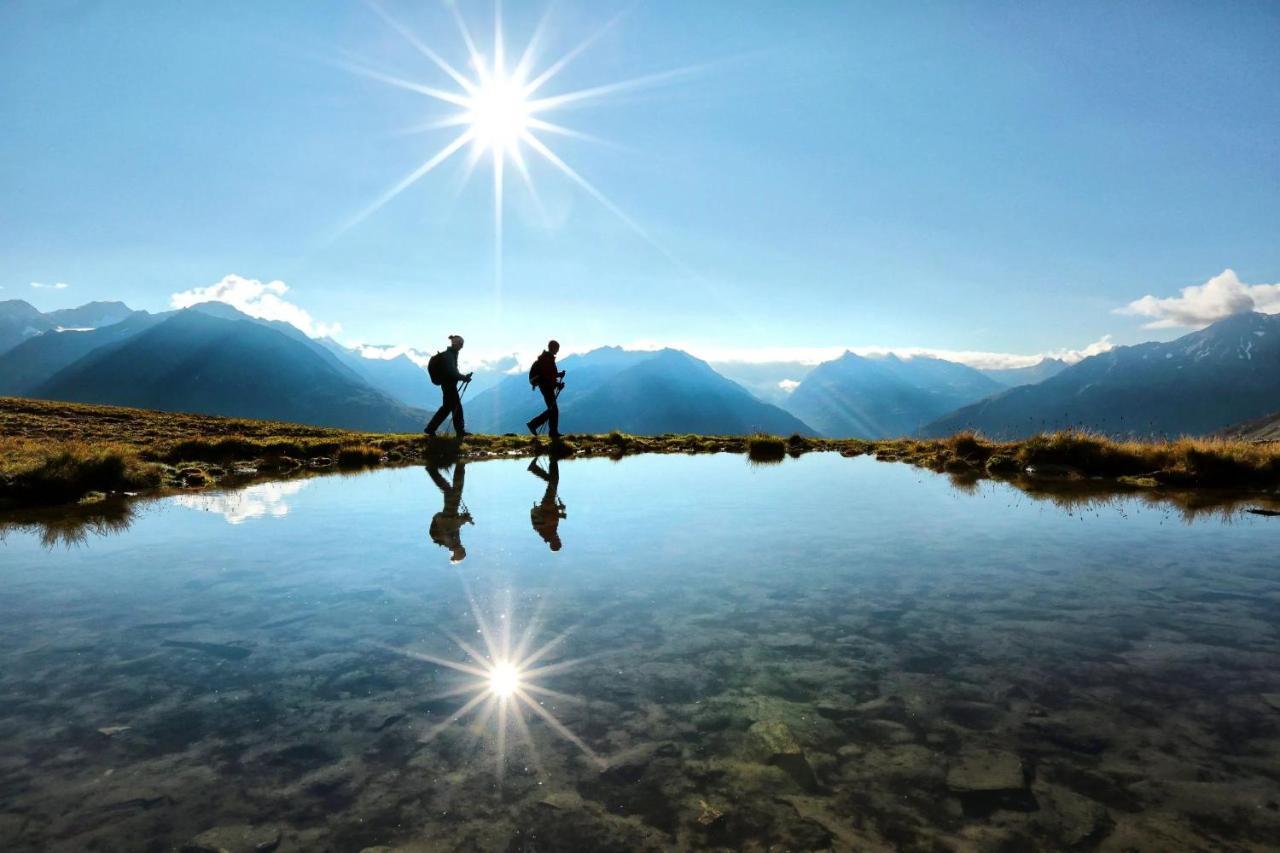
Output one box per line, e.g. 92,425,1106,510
445,378,471,437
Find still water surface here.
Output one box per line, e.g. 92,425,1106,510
1,454,1278,851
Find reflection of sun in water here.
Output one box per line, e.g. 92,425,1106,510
487,660,521,698
385,587,602,781
339,2,701,284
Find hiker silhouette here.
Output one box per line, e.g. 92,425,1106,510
527,456,566,551
425,334,473,438
427,462,472,563
526,339,565,439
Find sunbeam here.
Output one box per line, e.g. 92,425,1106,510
344,1,698,287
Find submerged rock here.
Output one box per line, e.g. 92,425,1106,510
1032,784,1113,847
182,824,282,853
946,749,1026,792
745,720,819,792
947,749,1036,817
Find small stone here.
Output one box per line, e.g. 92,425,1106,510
696,799,724,826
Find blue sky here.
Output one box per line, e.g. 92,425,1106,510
2,1,1277,366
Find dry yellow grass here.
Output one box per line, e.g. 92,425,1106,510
2,397,1278,510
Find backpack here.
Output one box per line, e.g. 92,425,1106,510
528,357,540,388
427,351,446,386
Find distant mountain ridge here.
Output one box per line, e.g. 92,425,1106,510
980,358,1068,387
466,346,815,436
923,312,1280,439
31,309,428,432
784,352,1003,438
0,299,137,354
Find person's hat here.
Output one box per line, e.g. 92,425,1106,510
449,334,464,345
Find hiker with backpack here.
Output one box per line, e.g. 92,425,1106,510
425,334,473,438
526,339,565,439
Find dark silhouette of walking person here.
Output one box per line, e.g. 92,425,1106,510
427,462,472,563
526,340,565,439
527,456,566,551
425,334,473,438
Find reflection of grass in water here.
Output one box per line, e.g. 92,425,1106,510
955,471,1280,523
0,496,138,548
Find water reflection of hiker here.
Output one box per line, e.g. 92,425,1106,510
425,335,473,438
526,340,566,439
527,456,566,551
427,462,472,563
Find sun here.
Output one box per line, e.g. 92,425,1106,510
467,74,531,155
338,1,703,285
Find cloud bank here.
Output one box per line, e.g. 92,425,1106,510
1117,268,1280,329
170,274,340,338
641,339,1115,371
30,281,69,290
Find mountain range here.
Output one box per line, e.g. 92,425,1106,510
4,299,1278,439
466,347,814,436
923,312,1280,439
785,352,1003,438
0,299,137,354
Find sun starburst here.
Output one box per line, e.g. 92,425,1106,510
384,586,603,783
339,1,704,289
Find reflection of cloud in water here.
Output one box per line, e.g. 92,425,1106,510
173,480,311,525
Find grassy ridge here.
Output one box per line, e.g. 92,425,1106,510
2,396,1278,510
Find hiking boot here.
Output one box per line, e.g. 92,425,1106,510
549,432,563,440
424,428,436,437
526,421,539,437
456,430,471,440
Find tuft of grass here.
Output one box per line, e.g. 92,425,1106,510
747,433,787,463
337,444,384,468
1,438,161,506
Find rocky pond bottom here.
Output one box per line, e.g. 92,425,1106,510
1,453,1278,851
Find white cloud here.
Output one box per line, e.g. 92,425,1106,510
1117,268,1280,329
777,379,800,393
647,339,1115,371
353,343,433,368
31,281,69,290
349,344,522,375
169,274,340,338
